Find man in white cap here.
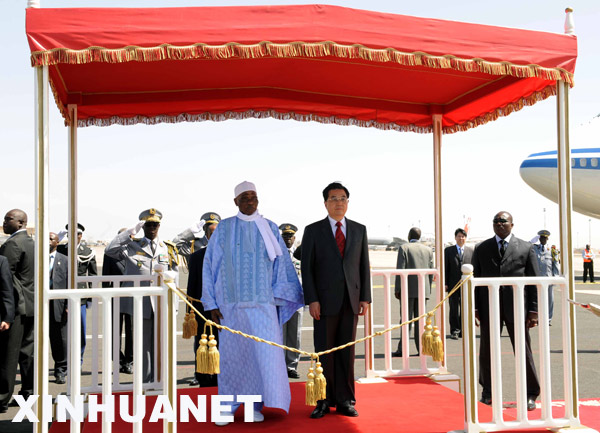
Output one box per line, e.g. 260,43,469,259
202,181,303,425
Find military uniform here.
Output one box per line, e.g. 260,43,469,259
104,209,178,383
56,223,97,360
279,223,303,378
533,230,555,322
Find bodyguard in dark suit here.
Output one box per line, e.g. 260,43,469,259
0,209,35,404
472,211,540,411
393,227,433,356
186,213,220,387
0,255,16,413
301,182,371,419
444,228,473,339
49,233,68,384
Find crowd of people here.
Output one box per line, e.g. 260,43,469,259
0,184,592,421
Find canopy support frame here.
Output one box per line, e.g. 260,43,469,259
433,113,447,370
556,80,580,423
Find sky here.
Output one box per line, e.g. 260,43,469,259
1,0,600,248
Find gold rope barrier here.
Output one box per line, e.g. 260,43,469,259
163,273,473,405
169,275,472,357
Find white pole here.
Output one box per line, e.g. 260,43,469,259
34,64,50,433
67,104,82,433
432,113,446,370
102,296,113,433
556,80,580,423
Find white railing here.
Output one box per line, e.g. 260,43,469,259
364,269,443,378
45,274,178,433
460,264,582,433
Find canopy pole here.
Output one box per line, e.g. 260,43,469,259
67,104,81,433
556,81,579,422
34,65,50,433
432,113,446,370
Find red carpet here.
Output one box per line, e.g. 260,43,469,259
47,377,599,433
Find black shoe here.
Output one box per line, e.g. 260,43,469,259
9,392,31,407
337,404,359,417
55,376,66,385
120,365,133,374
310,400,330,419
188,378,199,386
392,350,402,357
450,331,460,340
527,397,537,411
0,404,7,413
480,396,492,406
287,369,300,379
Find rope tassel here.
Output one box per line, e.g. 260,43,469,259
196,333,209,373
182,311,197,339
431,325,444,362
421,314,434,356
313,361,327,401
305,364,317,406
207,334,220,374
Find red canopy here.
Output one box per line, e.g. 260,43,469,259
26,4,577,133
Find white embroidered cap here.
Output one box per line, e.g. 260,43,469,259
234,181,257,198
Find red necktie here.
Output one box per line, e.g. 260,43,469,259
335,221,345,258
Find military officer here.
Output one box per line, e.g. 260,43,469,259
172,212,220,264
532,229,555,324
279,223,303,379
105,208,178,383
57,223,97,360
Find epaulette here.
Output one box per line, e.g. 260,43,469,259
132,237,142,242
164,240,180,268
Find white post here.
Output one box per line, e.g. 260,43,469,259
460,264,477,433
67,104,82,433
133,296,144,433
34,65,50,433
556,80,580,423
27,0,41,8
102,296,113,433
432,113,446,370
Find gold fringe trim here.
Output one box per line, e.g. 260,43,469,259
63,83,556,134
31,41,574,85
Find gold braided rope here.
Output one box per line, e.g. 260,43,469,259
166,273,472,358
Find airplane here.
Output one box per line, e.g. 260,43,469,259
519,148,600,219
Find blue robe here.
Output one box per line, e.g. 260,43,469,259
202,216,303,412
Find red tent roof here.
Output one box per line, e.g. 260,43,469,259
26,4,577,133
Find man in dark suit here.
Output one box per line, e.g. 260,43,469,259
57,223,97,360
102,228,133,374
0,209,35,405
186,212,220,387
0,254,16,413
444,228,473,340
301,182,371,419
393,227,433,356
49,232,68,384
472,211,540,411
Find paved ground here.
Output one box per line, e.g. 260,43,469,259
1,251,599,432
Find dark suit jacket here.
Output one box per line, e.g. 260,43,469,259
472,235,539,322
444,244,473,291
301,217,371,315
101,253,125,288
0,230,35,317
51,252,69,322
187,247,207,314
394,241,434,299
0,255,15,324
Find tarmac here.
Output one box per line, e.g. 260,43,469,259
1,250,599,432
